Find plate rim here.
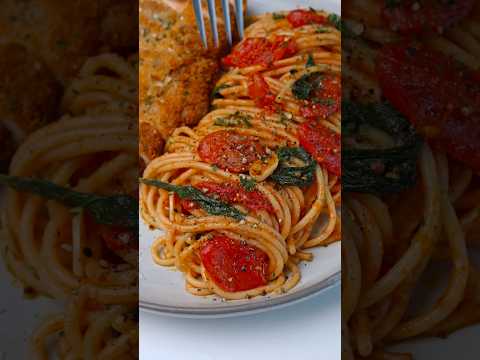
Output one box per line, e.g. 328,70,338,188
140,270,340,318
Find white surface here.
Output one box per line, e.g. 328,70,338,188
140,285,341,360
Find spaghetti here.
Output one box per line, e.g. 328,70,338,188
141,9,341,299
1,53,139,359
342,1,480,358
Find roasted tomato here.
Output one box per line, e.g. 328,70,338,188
200,234,269,292
298,73,341,120
222,36,297,68
198,130,267,173
382,0,475,34
99,226,137,252
298,121,341,176
377,42,480,171
287,9,327,27
248,73,277,111
180,181,274,214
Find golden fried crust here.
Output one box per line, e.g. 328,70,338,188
140,0,234,140
0,0,137,84
140,121,165,169
0,43,61,139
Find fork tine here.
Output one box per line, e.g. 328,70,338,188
193,0,208,48
221,0,233,47
206,0,219,47
234,0,244,40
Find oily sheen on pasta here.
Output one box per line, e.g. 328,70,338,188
141,9,341,300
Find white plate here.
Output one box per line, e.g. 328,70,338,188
139,0,342,317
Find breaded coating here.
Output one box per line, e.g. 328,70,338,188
139,0,234,140
139,121,165,173
0,43,61,144
0,0,138,84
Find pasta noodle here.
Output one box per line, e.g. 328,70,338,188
1,53,139,359
343,1,480,358
141,9,341,299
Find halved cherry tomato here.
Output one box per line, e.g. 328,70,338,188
298,121,341,176
222,36,297,68
287,9,327,28
200,234,269,292
248,73,277,111
180,181,274,214
383,0,475,34
377,42,480,171
99,226,137,252
198,130,266,173
300,73,341,120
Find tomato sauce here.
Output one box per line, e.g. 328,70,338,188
247,73,277,111
200,234,269,292
222,36,297,68
300,73,341,120
180,181,274,214
287,9,327,28
377,42,480,171
298,121,341,176
382,0,475,34
198,130,267,173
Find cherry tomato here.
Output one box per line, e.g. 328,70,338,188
200,234,269,292
222,36,297,68
99,226,137,252
198,130,267,173
248,73,277,111
377,42,480,171
180,181,274,214
287,9,327,28
383,0,475,34
298,121,341,176
300,73,341,120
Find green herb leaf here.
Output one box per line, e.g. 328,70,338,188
214,111,252,128
291,72,322,100
343,101,421,193
272,12,285,20
0,175,138,229
316,26,330,33
239,175,256,192
270,147,316,187
139,178,246,220
211,83,231,98
306,54,315,68
327,13,341,31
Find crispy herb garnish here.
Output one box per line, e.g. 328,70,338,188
211,83,231,98
328,13,342,31
139,178,246,220
316,26,330,33
270,147,316,187
239,175,256,192
0,174,138,229
306,54,315,68
343,101,421,193
214,111,252,128
291,72,322,100
272,12,285,20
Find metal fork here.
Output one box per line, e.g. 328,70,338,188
192,0,244,48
